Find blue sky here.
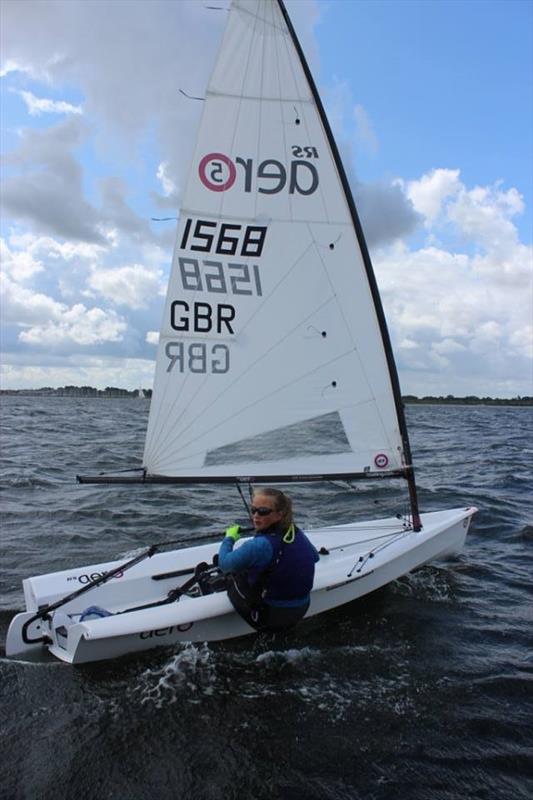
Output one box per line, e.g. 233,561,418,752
1,0,532,397
317,0,532,233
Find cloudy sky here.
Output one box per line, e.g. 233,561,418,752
1,0,531,397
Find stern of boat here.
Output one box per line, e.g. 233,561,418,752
6,612,50,660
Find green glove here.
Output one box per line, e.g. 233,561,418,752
225,524,241,542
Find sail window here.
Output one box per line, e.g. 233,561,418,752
205,411,351,466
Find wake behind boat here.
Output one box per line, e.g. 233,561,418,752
6,0,477,664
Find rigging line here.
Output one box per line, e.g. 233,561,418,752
149,239,320,466
335,521,412,538
347,530,410,577
150,293,339,468
310,223,401,462
155,346,357,466
322,529,411,551
236,481,252,520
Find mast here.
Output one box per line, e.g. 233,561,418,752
276,0,421,530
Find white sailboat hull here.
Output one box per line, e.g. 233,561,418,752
6,507,476,664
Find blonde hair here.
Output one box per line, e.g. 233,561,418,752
252,487,293,530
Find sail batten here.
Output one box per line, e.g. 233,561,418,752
142,0,419,517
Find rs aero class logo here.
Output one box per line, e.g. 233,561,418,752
199,146,319,195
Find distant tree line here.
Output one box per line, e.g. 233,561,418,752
1,388,531,405
402,395,532,406
0,386,152,398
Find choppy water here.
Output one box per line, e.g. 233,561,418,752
1,397,532,800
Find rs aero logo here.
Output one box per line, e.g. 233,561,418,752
199,146,319,196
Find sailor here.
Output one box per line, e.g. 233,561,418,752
218,488,319,632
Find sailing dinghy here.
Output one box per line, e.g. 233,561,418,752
6,0,476,665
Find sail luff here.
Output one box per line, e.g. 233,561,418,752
275,0,421,528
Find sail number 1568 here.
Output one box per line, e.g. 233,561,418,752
180,218,267,257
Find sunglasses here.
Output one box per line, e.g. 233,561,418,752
251,506,277,517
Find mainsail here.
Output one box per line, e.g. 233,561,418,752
142,0,417,507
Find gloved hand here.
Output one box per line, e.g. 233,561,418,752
225,524,241,542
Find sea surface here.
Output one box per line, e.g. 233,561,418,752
1,397,532,800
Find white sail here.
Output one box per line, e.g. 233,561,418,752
143,0,406,480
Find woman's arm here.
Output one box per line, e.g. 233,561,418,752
218,535,273,574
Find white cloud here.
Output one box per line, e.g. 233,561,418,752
405,168,461,223
432,338,467,355
1,272,127,345
0,356,156,391
1,273,64,325
146,331,159,345
16,90,83,116
509,326,533,361
447,183,524,256
406,169,528,267
18,304,127,346
1,225,168,369
88,264,164,309
1,238,44,281
375,205,532,395
7,231,104,263
156,162,177,198
0,58,35,78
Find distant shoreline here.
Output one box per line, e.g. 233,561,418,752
0,387,153,398
402,395,532,407
1,387,531,406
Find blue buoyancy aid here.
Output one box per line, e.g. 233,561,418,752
246,525,318,603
